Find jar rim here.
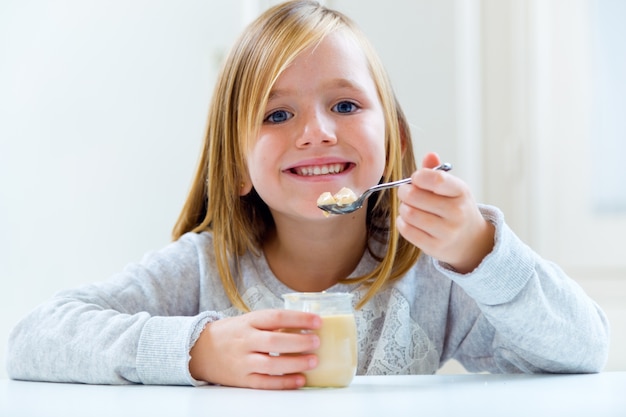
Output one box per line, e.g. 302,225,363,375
281,292,353,302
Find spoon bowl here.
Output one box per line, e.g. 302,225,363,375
317,162,452,215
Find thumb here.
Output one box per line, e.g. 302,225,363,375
421,152,441,169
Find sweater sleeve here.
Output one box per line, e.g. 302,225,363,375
6,233,222,385
436,205,610,374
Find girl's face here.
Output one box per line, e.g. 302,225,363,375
247,31,386,221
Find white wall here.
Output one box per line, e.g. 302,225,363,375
480,0,626,372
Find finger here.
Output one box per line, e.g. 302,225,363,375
396,204,457,246
397,204,457,250
396,216,454,261
398,201,444,233
408,168,460,199
396,214,437,245
245,372,307,390
249,352,318,377
246,309,321,331
421,152,441,169
251,329,320,355
398,184,452,218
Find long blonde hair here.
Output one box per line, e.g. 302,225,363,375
173,0,419,311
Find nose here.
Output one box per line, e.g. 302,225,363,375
295,110,337,148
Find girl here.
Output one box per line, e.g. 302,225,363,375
7,0,609,390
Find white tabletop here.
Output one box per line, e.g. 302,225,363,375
1,373,625,417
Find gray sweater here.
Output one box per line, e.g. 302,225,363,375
6,205,610,385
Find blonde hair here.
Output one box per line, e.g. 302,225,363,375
173,0,419,311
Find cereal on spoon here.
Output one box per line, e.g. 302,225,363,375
317,187,358,216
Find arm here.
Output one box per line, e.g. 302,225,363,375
438,205,609,373
6,233,218,385
398,153,609,373
7,232,324,388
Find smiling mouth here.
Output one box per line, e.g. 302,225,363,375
290,163,351,176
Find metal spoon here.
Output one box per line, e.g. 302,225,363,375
317,162,453,215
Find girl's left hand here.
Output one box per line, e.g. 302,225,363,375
396,152,495,274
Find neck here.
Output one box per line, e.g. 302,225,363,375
263,212,368,292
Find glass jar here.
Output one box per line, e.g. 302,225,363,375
282,292,357,388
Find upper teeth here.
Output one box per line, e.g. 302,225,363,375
295,163,344,176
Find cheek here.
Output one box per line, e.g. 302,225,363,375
363,119,387,174
245,140,279,200
244,143,264,184
246,133,271,170
246,153,266,185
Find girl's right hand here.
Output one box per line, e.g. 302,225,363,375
189,309,322,389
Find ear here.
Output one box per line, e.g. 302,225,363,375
239,180,253,196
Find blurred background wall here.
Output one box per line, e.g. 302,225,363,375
1,0,624,378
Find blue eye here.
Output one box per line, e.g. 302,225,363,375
264,109,293,124
333,101,358,114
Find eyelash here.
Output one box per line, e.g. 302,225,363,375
263,101,360,124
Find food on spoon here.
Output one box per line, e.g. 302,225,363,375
333,187,357,206
317,191,337,206
317,187,358,216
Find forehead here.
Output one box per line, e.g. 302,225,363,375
271,31,374,90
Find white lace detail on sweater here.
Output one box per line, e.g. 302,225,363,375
354,288,439,375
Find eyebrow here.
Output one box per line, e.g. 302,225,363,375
324,78,363,91
267,78,366,101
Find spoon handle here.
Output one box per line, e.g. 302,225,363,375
363,163,452,198
365,178,412,195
